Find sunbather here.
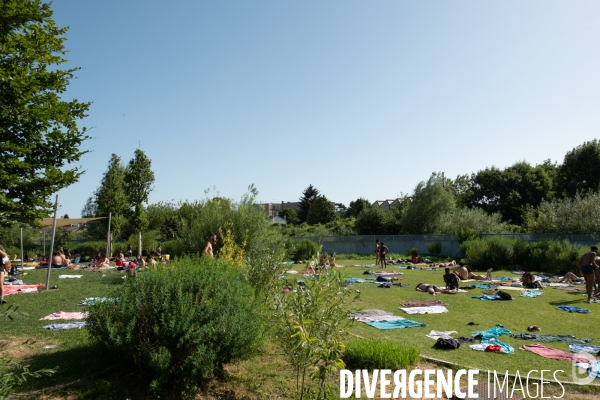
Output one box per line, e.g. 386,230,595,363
415,283,457,296
93,252,110,268
452,262,493,281
559,272,583,284
1,245,9,304
521,272,544,289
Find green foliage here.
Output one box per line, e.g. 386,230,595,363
274,273,355,400
557,140,600,198
0,0,90,227
354,207,398,235
436,207,516,235
126,230,159,256
466,162,555,225
69,241,108,258
147,201,179,240
345,198,372,218
426,241,442,256
306,196,337,225
292,240,321,261
0,356,56,398
297,184,320,224
523,191,600,233
455,227,480,245
279,208,299,225
90,154,129,239
343,338,419,370
401,175,456,234
124,149,155,233
245,231,289,301
462,236,585,274
87,257,268,396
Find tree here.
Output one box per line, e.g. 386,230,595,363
278,209,299,225
94,154,129,239
0,0,90,226
557,140,600,198
124,149,155,254
306,196,337,225
297,184,319,224
345,198,372,218
401,175,456,234
147,201,179,240
354,207,398,235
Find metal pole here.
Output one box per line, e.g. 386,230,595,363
43,230,46,260
106,212,112,257
20,227,24,271
45,195,59,290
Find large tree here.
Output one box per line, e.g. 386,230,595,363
297,184,319,224
124,149,155,254
306,195,337,225
345,198,372,218
95,154,129,239
557,140,600,198
0,0,90,226
401,176,456,234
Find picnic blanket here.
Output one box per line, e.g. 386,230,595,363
519,290,543,298
520,344,588,363
347,309,404,322
557,305,591,314
399,306,448,314
40,311,89,321
400,300,448,307
365,319,427,330
42,322,88,330
3,283,44,296
472,295,503,300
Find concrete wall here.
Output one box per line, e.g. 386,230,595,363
290,233,600,257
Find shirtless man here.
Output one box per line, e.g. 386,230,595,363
204,233,217,257
579,246,599,303
452,262,493,281
51,252,64,268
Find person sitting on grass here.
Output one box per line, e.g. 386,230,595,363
443,267,461,290
521,272,544,289
415,283,457,296
146,253,157,270
135,254,147,270
411,250,425,264
329,253,337,267
94,252,110,268
559,272,584,284
452,262,493,281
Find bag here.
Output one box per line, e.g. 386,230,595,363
497,290,512,300
434,338,459,350
446,274,460,290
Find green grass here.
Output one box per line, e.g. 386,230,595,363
2,261,600,397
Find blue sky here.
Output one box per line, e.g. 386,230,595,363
50,1,600,217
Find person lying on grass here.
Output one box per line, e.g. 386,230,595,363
521,272,544,289
415,283,457,296
451,262,493,281
558,272,584,284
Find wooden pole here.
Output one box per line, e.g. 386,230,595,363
45,195,59,290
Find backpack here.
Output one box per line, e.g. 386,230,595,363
434,338,459,350
447,274,460,290
497,290,512,300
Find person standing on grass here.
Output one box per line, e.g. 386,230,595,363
579,246,599,303
0,245,10,304
127,244,133,259
204,233,217,257
378,242,389,268
375,239,380,265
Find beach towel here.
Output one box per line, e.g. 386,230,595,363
472,295,503,300
570,344,600,354
519,290,543,298
426,330,457,340
520,344,588,363
496,285,538,291
493,277,513,281
548,283,574,287
78,297,108,306
366,319,427,330
399,306,448,315
58,275,83,279
345,278,366,283
40,311,89,321
557,305,591,314
512,334,590,345
400,300,448,307
43,322,88,330
3,283,44,296
347,309,404,323
468,284,494,289
469,339,514,354
472,326,511,340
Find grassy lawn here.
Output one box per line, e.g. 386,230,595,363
2,260,600,398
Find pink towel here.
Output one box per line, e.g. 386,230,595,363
520,344,588,363
40,311,89,321
4,284,44,296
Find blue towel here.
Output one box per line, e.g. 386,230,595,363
472,326,511,340
472,295,503,300
519,290,543,298
43,322,88,330
468,284,494,289
345,278,366,283
495,277,512,281
365,319,427,330
481,338,514,354
557,305,591,314
570,344,600,354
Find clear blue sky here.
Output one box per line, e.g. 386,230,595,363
50,0,600,217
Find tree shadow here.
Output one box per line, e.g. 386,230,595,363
548,298,588,306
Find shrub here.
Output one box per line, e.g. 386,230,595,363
292,240,321,261
87,257,268,396
343,338,419,370
70,241,108,257
426,241,442,256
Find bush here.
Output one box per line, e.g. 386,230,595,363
343,338,419,370
87,257,268,396
292,239,321,261
70,241,108,257
426,241,442,256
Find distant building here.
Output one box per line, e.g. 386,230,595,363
372,198,404,210
261,201,301,224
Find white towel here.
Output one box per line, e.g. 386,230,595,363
399,306,448,314
58,275,83,279
426,330,457,340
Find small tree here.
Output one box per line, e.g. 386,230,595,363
345,198,372,218
124,149,155,255
306,196,337,225
279,209,299,225
297,185,320,224
94,154,129,240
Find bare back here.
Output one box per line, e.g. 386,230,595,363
580,252,598,267
204,241,213,257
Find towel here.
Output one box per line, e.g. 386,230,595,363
399,306,448,314
58,275,83,279
557,305,591,314
365,319,427,330
42,322,88,330
519,290,543,298
40,311,89,321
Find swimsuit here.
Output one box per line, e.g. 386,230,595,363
582,265,594,275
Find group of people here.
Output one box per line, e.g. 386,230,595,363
374,239,389,268
415,262,494,295
578,246,600,303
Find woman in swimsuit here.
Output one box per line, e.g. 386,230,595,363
415,283,457,296
378,242,389,269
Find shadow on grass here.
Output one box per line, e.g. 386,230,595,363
548,299,587,305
